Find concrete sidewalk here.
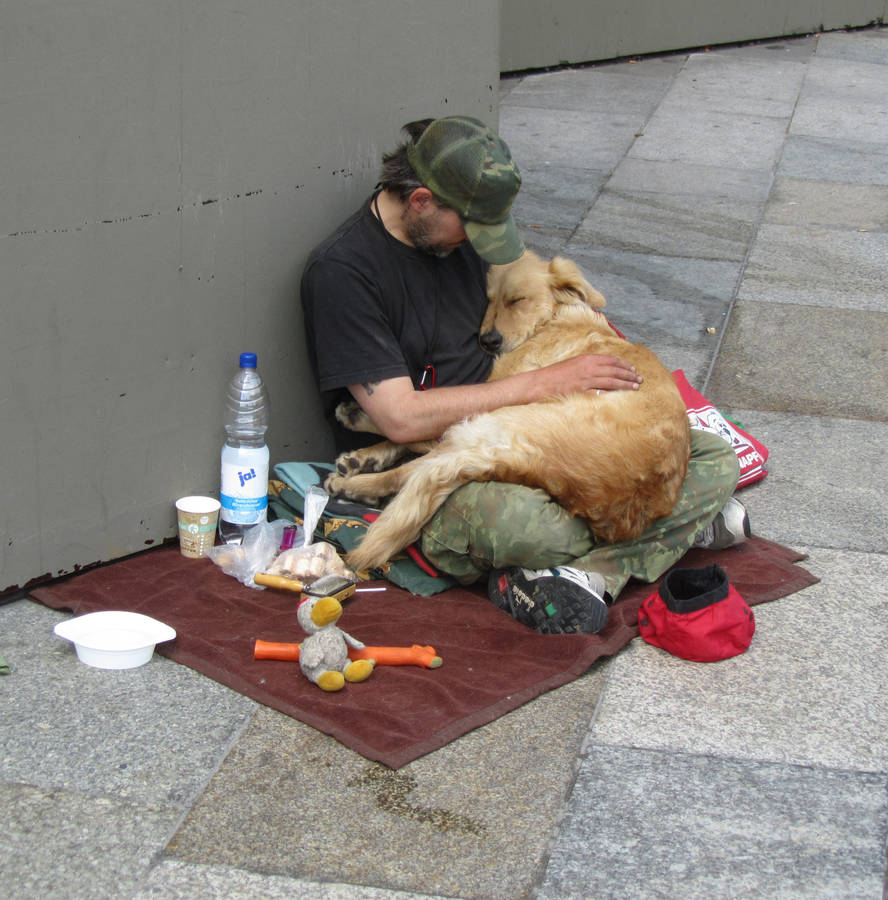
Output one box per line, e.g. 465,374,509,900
3,27,887,899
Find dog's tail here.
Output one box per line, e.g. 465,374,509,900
345,443,493,572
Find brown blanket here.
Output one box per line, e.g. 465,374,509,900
30,537,817,768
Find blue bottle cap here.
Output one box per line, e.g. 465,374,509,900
239,352,258,368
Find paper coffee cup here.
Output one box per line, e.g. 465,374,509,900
176,496,221,558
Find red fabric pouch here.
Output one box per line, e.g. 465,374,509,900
672,370,769,488
638,564,755,662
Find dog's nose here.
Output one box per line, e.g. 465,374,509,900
480,329,503,355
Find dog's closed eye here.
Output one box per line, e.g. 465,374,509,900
504,296,526,308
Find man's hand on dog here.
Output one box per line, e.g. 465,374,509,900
544,353,643,394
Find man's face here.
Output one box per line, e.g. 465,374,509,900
406,203,467,258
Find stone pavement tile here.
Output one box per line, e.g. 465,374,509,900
1,781,182,900
791,57,888,144
500,65,682,255
519,223,577,260
778,133,888,185
606,156,773,203
764,176,888,230
724,412,888,555
500,55,681,115
137,860,430,900
163,668,607,900
537,744,888,900
0,599,256,804
585,547,888,772
815,26,888,64
572,185,762,261
511,163,609,245
630,105,790,171
664,51,808,118
616,48,805,172
707,300,888,419
559,245,739,382
738,224,888,311
498,105,646,172
579,153,775,265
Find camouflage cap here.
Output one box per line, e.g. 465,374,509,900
406,116,525,265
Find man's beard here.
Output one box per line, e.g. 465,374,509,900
406,216,458,259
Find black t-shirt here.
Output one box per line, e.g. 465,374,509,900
301,193,494,450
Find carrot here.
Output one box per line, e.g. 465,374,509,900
352,645,443,668
253,639,301,661
253,640,442,668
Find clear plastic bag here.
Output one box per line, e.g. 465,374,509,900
207,486,356,588
265,486,356,584
206,518,288,589
266,540,356,583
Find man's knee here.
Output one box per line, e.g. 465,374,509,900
681,430,741,528
420,481,593,581
690,429,740,486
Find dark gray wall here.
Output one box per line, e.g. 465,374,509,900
501,0,887,71
1,1,500,592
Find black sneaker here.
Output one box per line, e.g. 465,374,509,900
692,497,751,550
488,566,610,635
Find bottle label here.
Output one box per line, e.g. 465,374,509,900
220,450,268,524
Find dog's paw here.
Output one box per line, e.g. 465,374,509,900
333,451,361,477
333,449,387,477
324,471,388,506
334,400,376,433
324,471,347,496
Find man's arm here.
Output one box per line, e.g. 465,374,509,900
350,353,643,443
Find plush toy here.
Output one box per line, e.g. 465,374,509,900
296,594,375,691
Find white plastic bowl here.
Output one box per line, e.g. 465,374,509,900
53,611,176,670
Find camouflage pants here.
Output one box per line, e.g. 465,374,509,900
420,429,740,601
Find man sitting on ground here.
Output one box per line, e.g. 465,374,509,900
301,115,748,635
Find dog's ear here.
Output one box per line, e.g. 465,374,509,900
548,257,607,309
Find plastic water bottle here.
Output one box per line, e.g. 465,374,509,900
219,352,270,544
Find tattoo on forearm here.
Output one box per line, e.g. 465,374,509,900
362,380,381,396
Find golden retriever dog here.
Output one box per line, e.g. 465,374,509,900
326,250,691,572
